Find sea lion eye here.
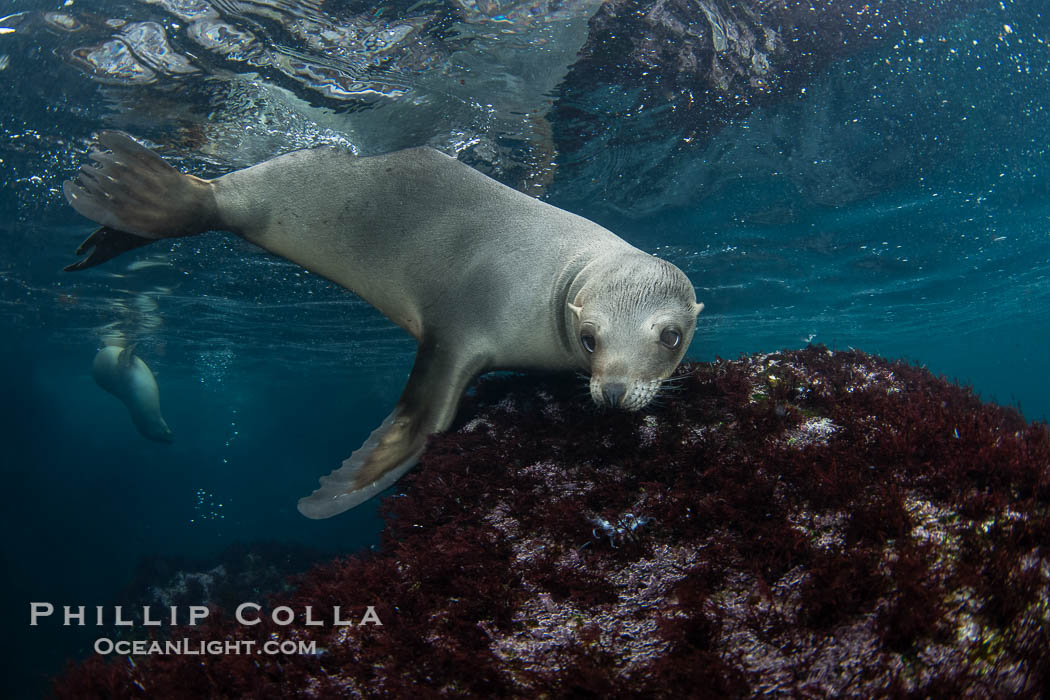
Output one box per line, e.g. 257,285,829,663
581,333,596,353
660,327,681,349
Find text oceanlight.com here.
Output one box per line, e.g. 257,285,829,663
93,638,318,656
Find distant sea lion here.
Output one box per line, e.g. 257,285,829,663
64,132,704,518
92,344,173,443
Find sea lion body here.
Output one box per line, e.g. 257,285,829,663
92,345,173,443
213,147,625,367
64,133,702,518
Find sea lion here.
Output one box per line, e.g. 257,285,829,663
63,132,704,518
92,344,173,443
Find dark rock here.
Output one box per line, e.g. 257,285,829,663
551,0,987,209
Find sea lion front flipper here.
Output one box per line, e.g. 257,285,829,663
297,342,485,519
297,412,424,519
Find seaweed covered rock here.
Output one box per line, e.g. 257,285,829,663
56,347,1050,697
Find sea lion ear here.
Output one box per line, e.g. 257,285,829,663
694,302,705,316
568,302,583,319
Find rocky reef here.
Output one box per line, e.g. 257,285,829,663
559,0,986,140
551,0,989,210
56,347,1049,697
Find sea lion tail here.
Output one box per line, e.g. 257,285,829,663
63,131,219,271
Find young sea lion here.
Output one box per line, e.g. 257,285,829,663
64,132,703,518
92,344,173,443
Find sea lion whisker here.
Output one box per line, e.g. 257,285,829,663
662,372,693,382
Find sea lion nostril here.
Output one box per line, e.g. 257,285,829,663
602,382,626,407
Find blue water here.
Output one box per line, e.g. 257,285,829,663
2,1,1049,696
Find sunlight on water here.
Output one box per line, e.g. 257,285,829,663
0,0,599,195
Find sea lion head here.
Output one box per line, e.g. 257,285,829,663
568,254,704,410
140,420,175,443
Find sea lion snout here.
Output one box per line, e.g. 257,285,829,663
590,370,663,411
601,382,627,407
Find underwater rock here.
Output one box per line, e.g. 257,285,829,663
55,347,1050,696
559,0,985,142
552,0,986,208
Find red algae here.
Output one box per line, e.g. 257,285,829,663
55,347,1050,697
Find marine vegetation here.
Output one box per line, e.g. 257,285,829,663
56,346,1050,697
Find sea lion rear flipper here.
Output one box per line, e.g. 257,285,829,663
63,131,219,260
64,226,155,272
297,343,484,519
